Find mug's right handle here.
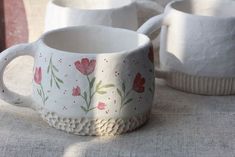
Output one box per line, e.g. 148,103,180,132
137,13,169,79
0,43,35,109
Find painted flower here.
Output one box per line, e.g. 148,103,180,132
34,67,42,84
74,58,96,75
72,86,81,96
132,73,145,93
97,102,106,110
148,46,154,63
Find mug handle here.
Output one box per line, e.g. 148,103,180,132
136,0,164,42
137,13,169,79
0,43,35,109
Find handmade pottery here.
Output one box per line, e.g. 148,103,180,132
139,0,235,95
44,0,163,31
0,19,159,135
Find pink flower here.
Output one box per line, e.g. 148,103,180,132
74,58,96,75
34,67,42,84
72,86,81,96
97,102,106,110
132,73,145,93
148,46,154,63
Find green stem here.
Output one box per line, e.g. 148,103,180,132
86,75,92,110
40,84,46,105
80,94,89,108
88,107,96,111
120,88,133,110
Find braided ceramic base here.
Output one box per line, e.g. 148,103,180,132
39,109,150,136
161,71,235,95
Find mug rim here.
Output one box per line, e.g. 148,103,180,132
39,25,151,56
167,0,235,19
50,0,135,11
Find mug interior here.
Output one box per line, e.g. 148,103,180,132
52,0,133,9
171,0,235,17
42,26,149,54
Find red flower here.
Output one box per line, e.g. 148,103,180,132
97,102,106,110
72,86,81,96
133,73,145,93
148,46,154,63
74,58,96,75
34,67,42,84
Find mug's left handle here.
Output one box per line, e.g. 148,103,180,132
0,43,35,109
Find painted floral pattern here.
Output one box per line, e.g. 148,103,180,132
34,67,48,105
73,58,114,114
117,73,145,111
34,50,153,115
72,86,81,96
97,102,106,110
47,56,64,89
133,73,146,93
75,58,96,75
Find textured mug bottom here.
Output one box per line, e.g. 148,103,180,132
158,70,235,95
38,109,150,136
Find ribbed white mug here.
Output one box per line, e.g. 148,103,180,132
139,0,235,95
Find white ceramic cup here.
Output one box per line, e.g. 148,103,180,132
45,0,163,31
139,0,235,95
0,17,159,135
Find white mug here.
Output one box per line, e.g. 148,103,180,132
0,17,159,136
45,0,163,31
139,0,235,95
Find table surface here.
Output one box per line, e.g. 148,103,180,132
0,56,235,157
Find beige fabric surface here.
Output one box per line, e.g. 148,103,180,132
0,57,235,157
2,0,235,156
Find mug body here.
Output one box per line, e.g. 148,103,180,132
45,0,139,31
32,26,155,135
159,0,235,95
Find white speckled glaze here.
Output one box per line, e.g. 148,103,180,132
0,24,156,135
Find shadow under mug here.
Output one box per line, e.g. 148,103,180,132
0,14,162,135
139,0,235,95
45,0,163,32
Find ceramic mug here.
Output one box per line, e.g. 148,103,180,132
45,0,163,31
0,20,158,135
139,0,235,95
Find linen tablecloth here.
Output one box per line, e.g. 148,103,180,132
0,56,235,157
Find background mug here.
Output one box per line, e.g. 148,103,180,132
0,17,159,135
45,0,163,31
139,0,235,95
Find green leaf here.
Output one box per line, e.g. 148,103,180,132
55,81,60,89
47,65,50,73
84,91,87,102
97,91,107,94
96,81,102,90
116,88,122,97
102,84,114,88
52,65,59,72
56,77,64,83
122,82,126,92
45,97,49,102
50,78,53,87
37,89,42,96
90,77,96,88
80,106,87,112
124,98,133,105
